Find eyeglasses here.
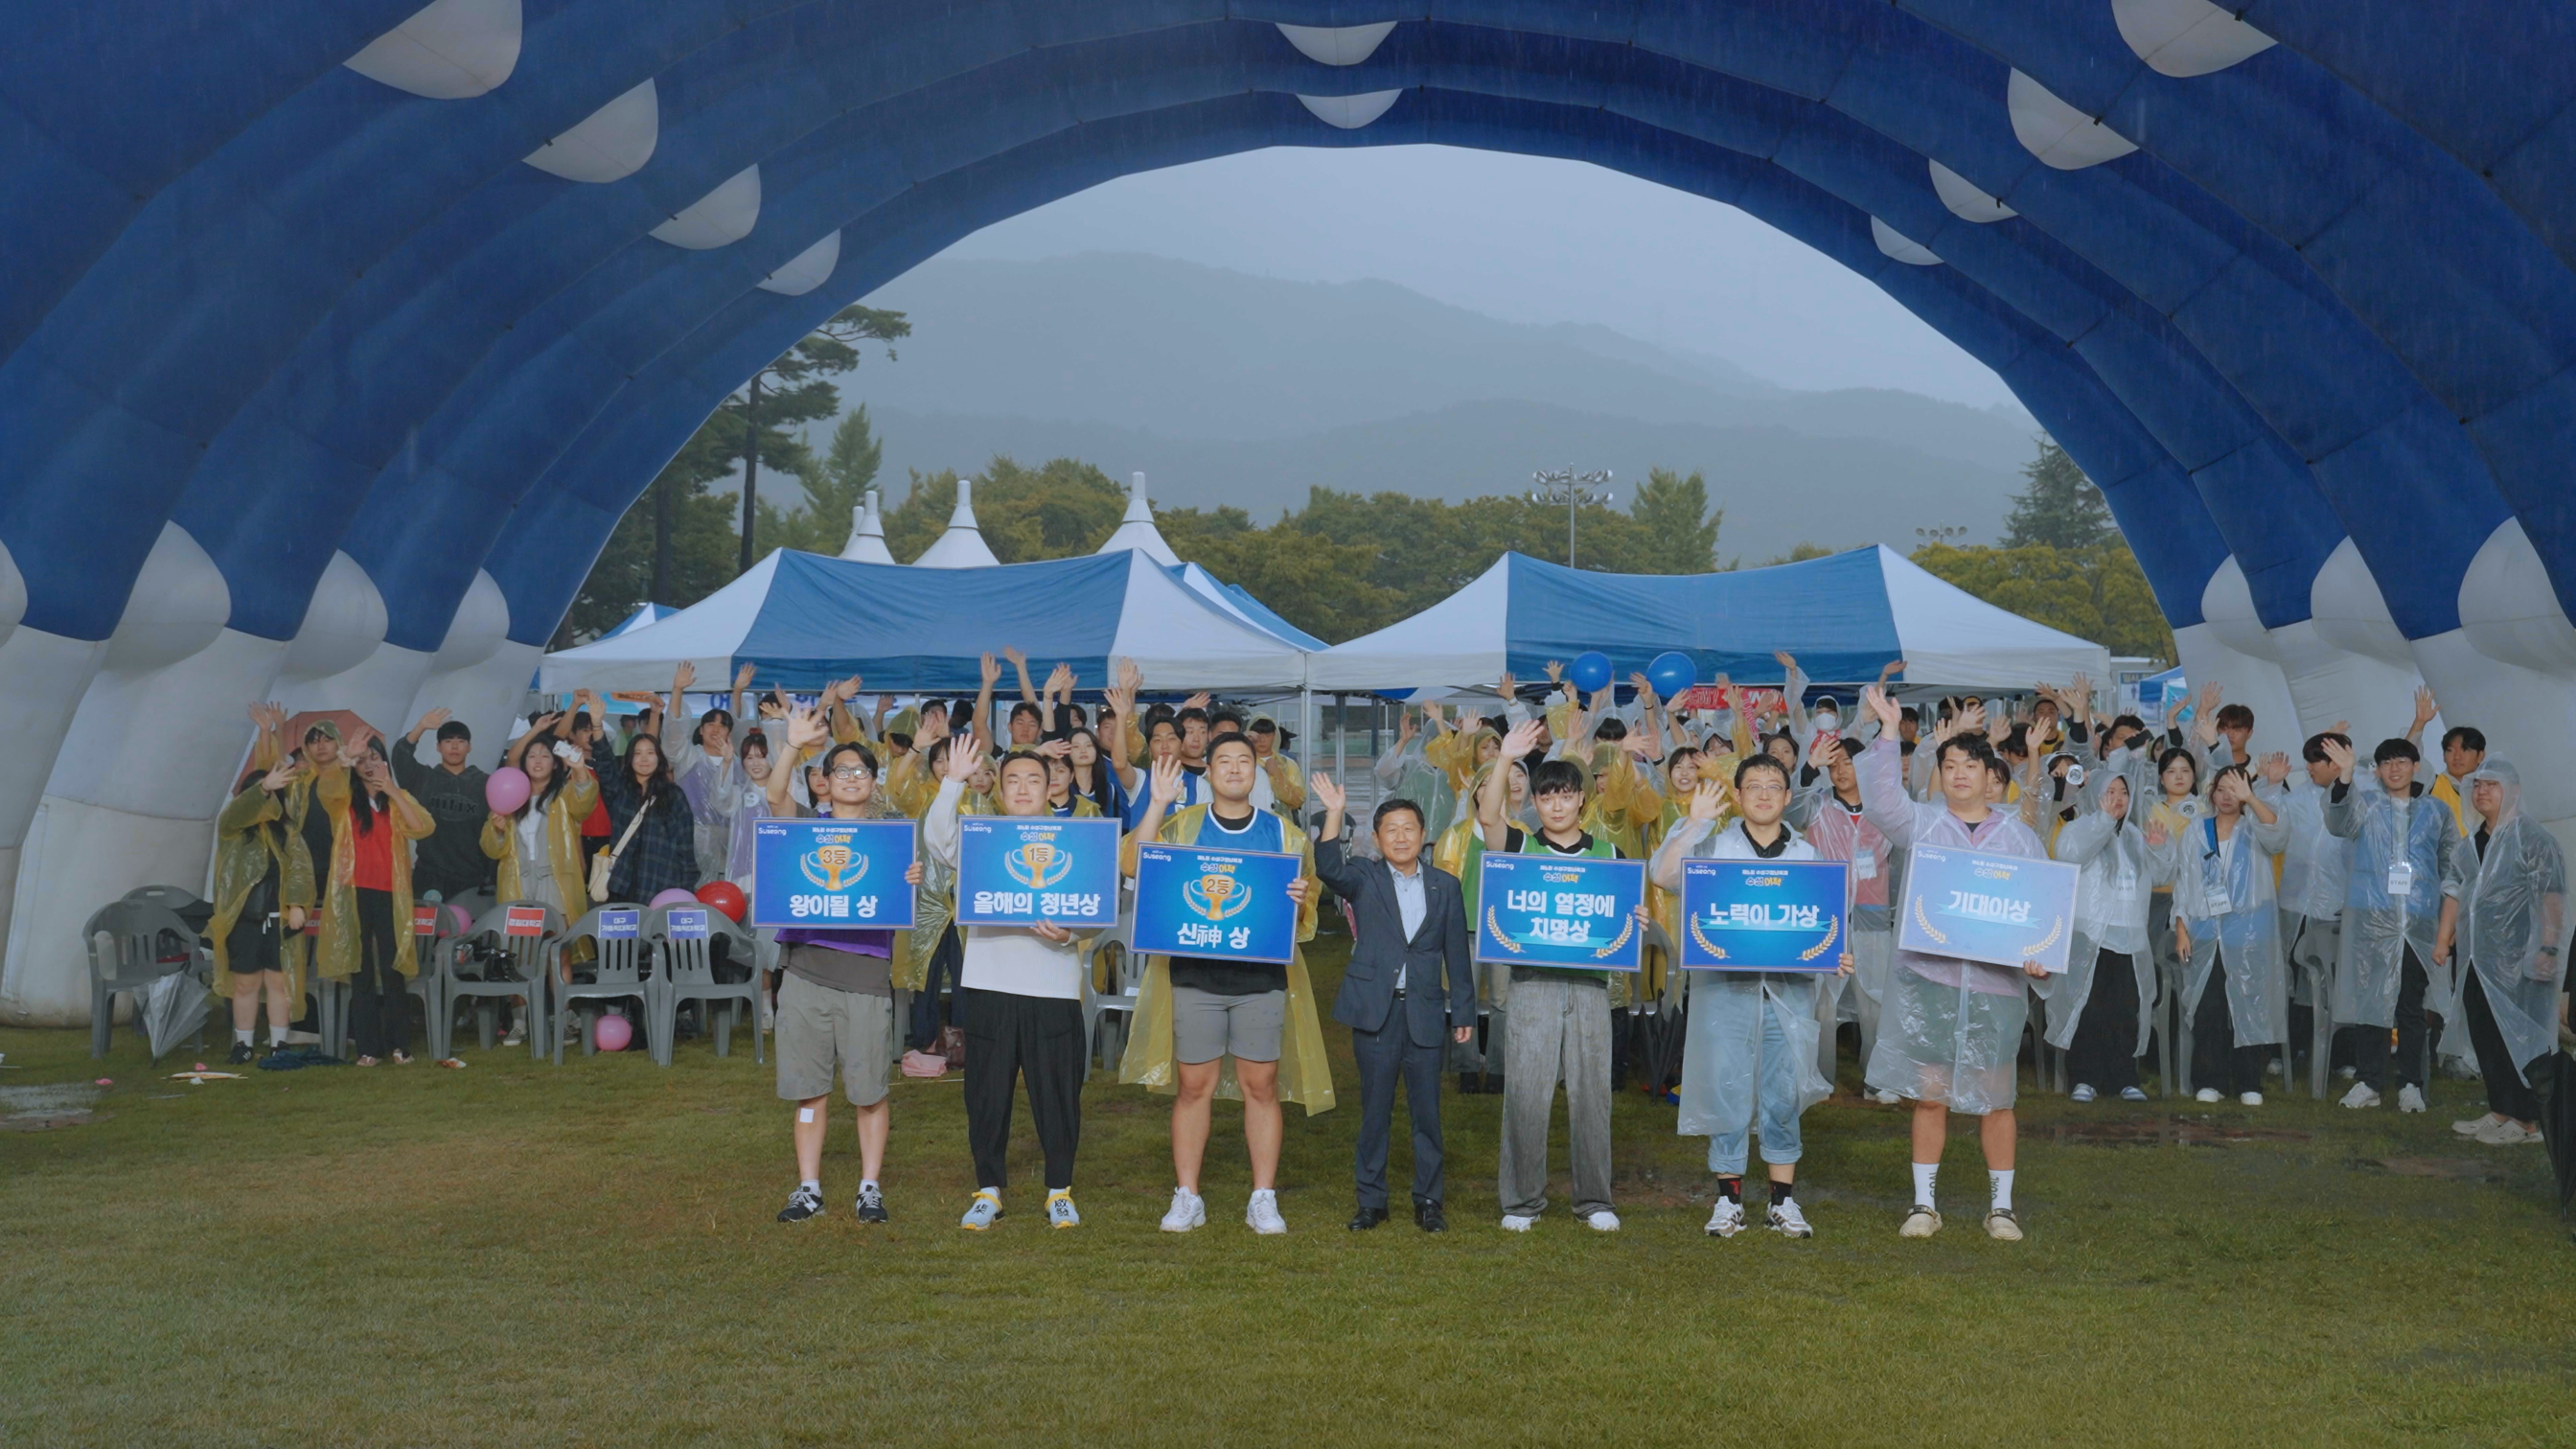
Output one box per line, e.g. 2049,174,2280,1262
829,767,874,781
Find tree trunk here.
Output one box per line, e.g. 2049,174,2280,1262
737,375,764,574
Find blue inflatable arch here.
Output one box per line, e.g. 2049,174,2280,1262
2,0,2573,1023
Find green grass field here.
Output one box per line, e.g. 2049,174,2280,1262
6,937,2573,1446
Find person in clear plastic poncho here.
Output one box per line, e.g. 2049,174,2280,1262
1652,755,1852,1241
2172,761,2294,1103
2275,730,2356,1051
2045,748,2172,1104
2436,759,2567,1144
2322,734,2459,1113
1854,685,2051,1244
1790,738,1892,1095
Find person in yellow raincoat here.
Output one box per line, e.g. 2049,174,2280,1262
210,757,317,1064
1436,756,1533,1092
291,736,435,1065
1120,745,1332,1236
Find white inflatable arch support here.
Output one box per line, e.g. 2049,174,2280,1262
2196,553,2426,747
401,570,536,777
2167,623,2302,765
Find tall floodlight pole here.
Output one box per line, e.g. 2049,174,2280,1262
1530,467,1614,567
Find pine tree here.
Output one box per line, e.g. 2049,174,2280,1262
1999,434,2112,550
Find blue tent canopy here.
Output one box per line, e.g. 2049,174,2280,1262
1166,563,1329,653
540,548,1311,694
1309,547,2108,694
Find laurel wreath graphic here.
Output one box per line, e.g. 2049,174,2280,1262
1911,895,1947,946
1796,912,1842,963
1687,915,1728,961
1484,907,1522,954
1591,914,1638,960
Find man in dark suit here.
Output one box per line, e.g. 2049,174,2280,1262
1311,772,1476,1231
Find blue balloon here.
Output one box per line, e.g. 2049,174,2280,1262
1569,651,1615,694
1645,651,1696,701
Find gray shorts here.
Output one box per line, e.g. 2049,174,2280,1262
775,970,892,1107
1171,985,1286,1065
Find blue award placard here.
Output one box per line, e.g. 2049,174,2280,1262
955,816,1120,927
1679,859,1850,971
1475,854,1646,971
1896,843,2078,974
1132,843,1300,965
750,817,918,929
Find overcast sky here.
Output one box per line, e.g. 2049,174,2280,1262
935,145,2019,412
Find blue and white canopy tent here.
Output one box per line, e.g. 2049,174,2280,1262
540,548,1312,695
599,602,675,638
1306,547,2109,697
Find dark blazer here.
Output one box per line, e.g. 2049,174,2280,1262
1317,838,1475,1047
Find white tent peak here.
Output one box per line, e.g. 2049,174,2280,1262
1096,470,1181,565
913,477,1000,568
839,486,893,564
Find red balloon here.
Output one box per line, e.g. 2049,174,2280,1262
696,880,748,924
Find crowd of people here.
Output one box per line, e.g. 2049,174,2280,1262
205,651,2568,1242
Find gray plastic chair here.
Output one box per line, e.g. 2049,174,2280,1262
436,901,563,1059
648,904,762,1065
551,904,655,1063
1082,921,1138,1075
82,900,211,1061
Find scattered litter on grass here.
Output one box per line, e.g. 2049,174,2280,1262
2042,1116,2313,1148
169,1070,245,1084
436,1058,468,1070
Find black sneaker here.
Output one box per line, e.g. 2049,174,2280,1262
777,1184,824,1224
226,1042,254,1066
855,1184,888,1224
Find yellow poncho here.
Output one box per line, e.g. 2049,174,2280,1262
208,782,317,1000
1118,804,1336,1114
288,766,435,980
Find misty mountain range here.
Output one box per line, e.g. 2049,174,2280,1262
829,252,2036,561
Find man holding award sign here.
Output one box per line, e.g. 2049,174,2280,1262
1477,720,1652,1235
1859,683,2070,1244
1121,742,1332,1236
760,708,926,1230
1651,754,1853,1241
926,739,1104,1232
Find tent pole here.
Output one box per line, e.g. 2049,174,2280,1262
1299,687,1316,779
1333,693,1346,785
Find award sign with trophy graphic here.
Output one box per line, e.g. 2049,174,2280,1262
954,817,1120,928
749,817,918,929
1131,843,1300,965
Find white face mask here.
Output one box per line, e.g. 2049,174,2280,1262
1814,711,1838,730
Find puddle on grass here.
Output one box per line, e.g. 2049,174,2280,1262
2041,1115,2313,1148
2353,1156,2511,1181
0,1082,106,1132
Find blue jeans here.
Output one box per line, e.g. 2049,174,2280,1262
1707,987,1805,1176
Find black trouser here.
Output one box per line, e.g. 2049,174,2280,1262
959,988,1084,1192
2192,951,2270,1096
908,924,964,1049
2462,970,2542,1122
346,887,410,1059
1351,996,1449,1210
2067,949,2140,1093
2354,946,2440,1092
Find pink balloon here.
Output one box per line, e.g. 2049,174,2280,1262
593,1014,632,1052
484,767,531,815
650,887,698,908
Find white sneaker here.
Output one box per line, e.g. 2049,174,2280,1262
2454,1112,2506,1137
2398,1085,2426,1114
1766,1199,1813,1239
2239,1092,2264,1107
1046,1189,1080,1229
1499,1214,1535,1232
1898,1206,1942,1239
1984,1208,2025,1243
958,1189,1001,1230
2474,1118,2540,1145
1159,1187,1206,1233
2069,1084,2097,1103
1583,1209,1622,1232
1246,1188,1287,1235
2119,1087,2150,1102
1871,1089,1903,1105
2338,1082,2381,1110
1705,1198,1746,1238
2195,1087,2223,1104
2337,1065,2358,1080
